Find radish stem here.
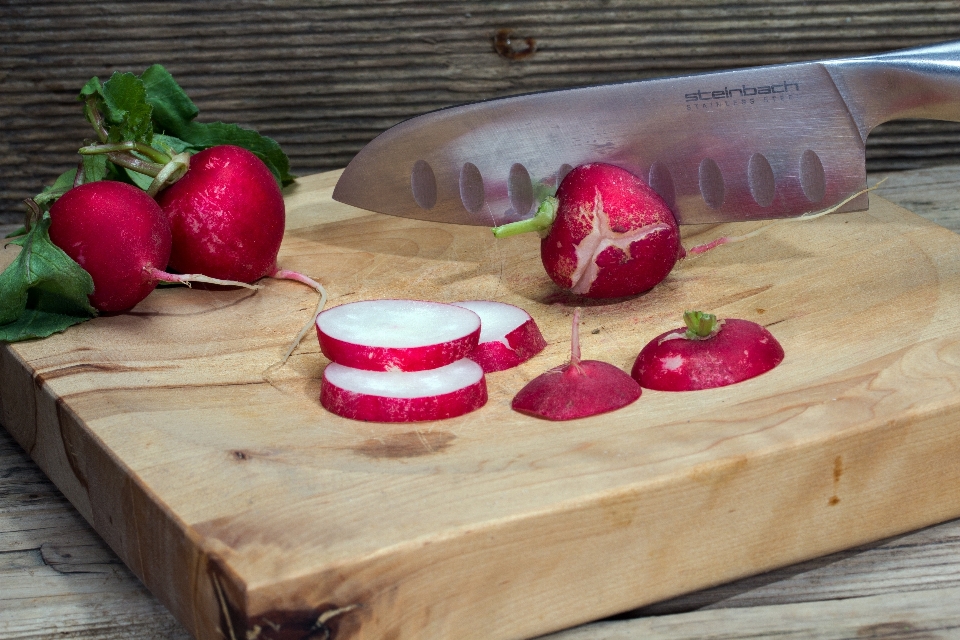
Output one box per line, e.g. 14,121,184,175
492,196,559,238
683,310,721,339
570,307,582,366
146,153,191,197
79,141,172,165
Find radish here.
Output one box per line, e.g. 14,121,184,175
48,181,257,313
493,163,683,298
149,144,327,363
321,358,488,422
316,299,481,372
631,311,784,391
451,300,547,372
156,145,285,284
512,308,641,420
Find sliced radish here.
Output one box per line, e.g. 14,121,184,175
631,312,785,391
511,308,641,420
451,300,547,372
316,299,481,372
321,358,487,422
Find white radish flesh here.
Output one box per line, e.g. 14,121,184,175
452,300,547,372
316,299,481,372
321,359,487,422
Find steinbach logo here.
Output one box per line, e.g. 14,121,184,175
685,81,800,102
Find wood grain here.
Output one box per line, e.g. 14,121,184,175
5,169,960,638
5,0,960,223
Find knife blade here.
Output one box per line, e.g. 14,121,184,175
332,40,960,226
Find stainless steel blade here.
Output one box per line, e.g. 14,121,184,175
333,41,960,226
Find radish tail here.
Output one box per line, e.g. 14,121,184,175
147,268,262,289
271,268,329,365
684,178,888,256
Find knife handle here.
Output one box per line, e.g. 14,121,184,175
824,40,960,138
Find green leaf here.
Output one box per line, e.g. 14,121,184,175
152,133,192,155
34,168,78,211
0,217,96,342
0,306,91,342
140,64,199,133
140,65,294,186
81,153,109,184
79,76,102,98
99,72,154,144
180,121,294,185
124,166,155,190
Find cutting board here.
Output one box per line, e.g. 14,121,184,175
4,170,960,640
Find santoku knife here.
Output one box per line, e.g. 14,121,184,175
333,40,960,227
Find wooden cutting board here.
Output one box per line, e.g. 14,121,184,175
4,170,960,640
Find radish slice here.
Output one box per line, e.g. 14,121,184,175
321,359,488,422
316,299,481,372
451,300,547,372
631,313,785,391
511,308,641,420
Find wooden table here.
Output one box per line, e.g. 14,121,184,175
3,165,960,639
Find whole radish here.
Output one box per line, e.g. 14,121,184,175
511,308,641,420
631,311,784,391
494,163,683,298
49,181,172,312
157,145,285,283
48,181,256,313
155,144,327,362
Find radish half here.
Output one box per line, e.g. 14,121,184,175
631,311,784,391
321,358,488,422
451,301,547,372
316,299,481,372
511,308,642,420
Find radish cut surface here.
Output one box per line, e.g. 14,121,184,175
316,299,481,371
321,359,487,422
452,300,547,372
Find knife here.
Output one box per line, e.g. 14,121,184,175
332,40,960,227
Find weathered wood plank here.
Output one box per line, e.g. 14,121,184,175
543,586,960,639
5,0,960,223
0,424,189,639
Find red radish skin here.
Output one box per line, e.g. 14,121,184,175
631,312,785,391
452,300,547,372
511,308,641,420
157,145,285,284
316,299,481,372
49,181,171,312
494,163,683,299
321,359,488,422
48,181,256,313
